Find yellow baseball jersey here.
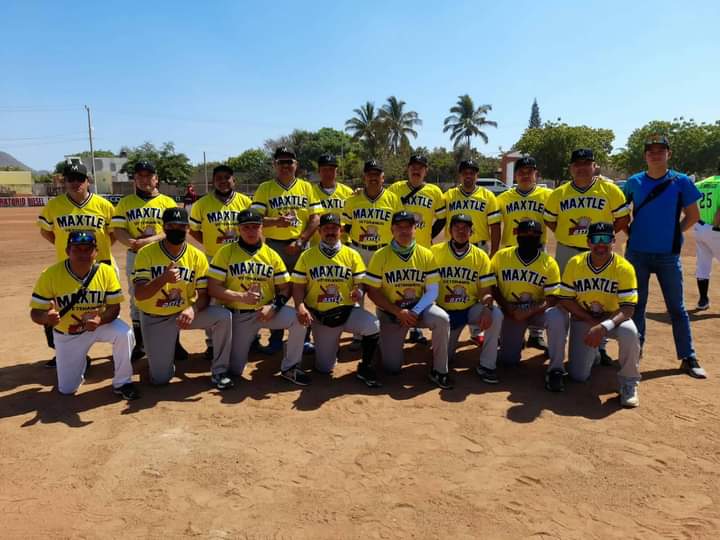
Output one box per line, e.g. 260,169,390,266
292,245,365,312
251,178,321,241
38,193,115,263
110,193,177,238
444,186,501,244
558,252,638,315
364,244,439,308
189,191,252,257
342,188,401,248
431,242,496,311
30,260,124,334
543,178,629,248
132,241,209,316
491,247,561,303
207,242,289,311
310,182,354,245
387,181,446,246
497,186,552,246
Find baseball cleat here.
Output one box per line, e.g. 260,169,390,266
210,372,235,390
544,369,565,392
44,357,57,368
303,341,316,355
356,363,381,387
475,365,499,384
113,382,140,401
682,356,707,379
526,335,548,351
348,337,363,351
408,329,428,345
281,365,311,386
695,299,710,311
595,348,614,366
620,383,639,408
429,369,453,389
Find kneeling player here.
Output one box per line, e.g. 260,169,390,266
134,208,234,390
207,209,309,386
432,214,502,380
30,231,139,399
557,222,641,407
365,211,452,389
292,213,381,386
492,220,568,390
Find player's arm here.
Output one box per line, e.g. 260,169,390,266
30,307,56,326
291,281,313,326
194,288,210,311
489,223,501,255
299,212,320,243
544,220,557,232
558,298,595,323
207,278,258,305
134,262,179,301
365,285,399,316
680,202,700,232
108,229,116,245
113,228,134,248
40,229,55,244
613,215,630,234
98,303,121,325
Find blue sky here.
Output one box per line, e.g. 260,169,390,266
2,0,718,170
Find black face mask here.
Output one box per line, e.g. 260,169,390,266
517,236,541,259
165,229,187,245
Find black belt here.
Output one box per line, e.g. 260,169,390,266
698,220,720,232
228,308,259,314
351,241,387,251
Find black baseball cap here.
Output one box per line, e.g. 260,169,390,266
458,159,480,172
319,213,341,227
570,149,595,163
408,154,428,167
134,160,156,174
318,153,338,167
514,156,537,171
213,164,234,176
237,209,263,225
63,162,88,179
587,222,614,238
450,213,473,227
391,210,416,225
274,146,296,160
162,207,189,225
67,230,97,246
364,159,383,173
517,219,543,235
644,134,671,150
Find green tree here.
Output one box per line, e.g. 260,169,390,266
264,128,361,176
443,95,497,153
120,142,193,186
345,101,384,157
67,149,116,158
378,96,422,155
529,98,541,129
613,119,720,177
226,148,273,187
514,122,615,183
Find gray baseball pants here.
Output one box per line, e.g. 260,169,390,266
311,307,379,373
568,318,641,383
498,307,568,371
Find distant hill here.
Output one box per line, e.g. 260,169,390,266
0,151,33,171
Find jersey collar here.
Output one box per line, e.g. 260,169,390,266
513,247,541,267
212,191,236,205
570,178,597,194
448,241,471,260
515,186,537,197
586,252,614,274
64,260,93,283
66,192,92,209
160,241,187,261
459,185,479,197
363,187,385,203
274,177,298,192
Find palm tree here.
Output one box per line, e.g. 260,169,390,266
345,101,382,157
378,96,422,155
443,95,497,150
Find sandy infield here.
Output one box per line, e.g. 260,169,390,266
1,206,719,539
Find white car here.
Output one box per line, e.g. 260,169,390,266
475,178,509,195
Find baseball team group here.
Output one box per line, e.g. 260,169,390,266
28,134,720,408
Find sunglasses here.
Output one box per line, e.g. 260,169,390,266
589,234,614,245
65,176,87,183
276,159,295,166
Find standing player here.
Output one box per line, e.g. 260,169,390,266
388,153,446,345
544,148,630,365
623,135,705,378
310,153,353,245
292,213,381,386
37,162,116,367
207,209,309,385
557,223,642,407
693,164,720,311
364,211,452,389
29,231,138,399
497,155,552,351
491,220,568,391
133,208,234,390
432,214,502,380
251,147,321,354
111,160,177,361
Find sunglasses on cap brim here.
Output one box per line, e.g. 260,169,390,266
589,234,614,245
275,158,295,165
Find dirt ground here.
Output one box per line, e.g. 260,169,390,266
1,206,719,539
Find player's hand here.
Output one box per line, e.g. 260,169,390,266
350,287,363,303
46,300,61,327
256,304,276,322
176,306,195,329
477,306,494,331
584,324,607,348
128,238,140,252
239,290,261,305
296,305,313,326
163,261,181,284
276,215,294,228
397,309,418,328
83,314,102,332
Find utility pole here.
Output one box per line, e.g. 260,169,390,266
84,105,96,192
203,151,208,193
